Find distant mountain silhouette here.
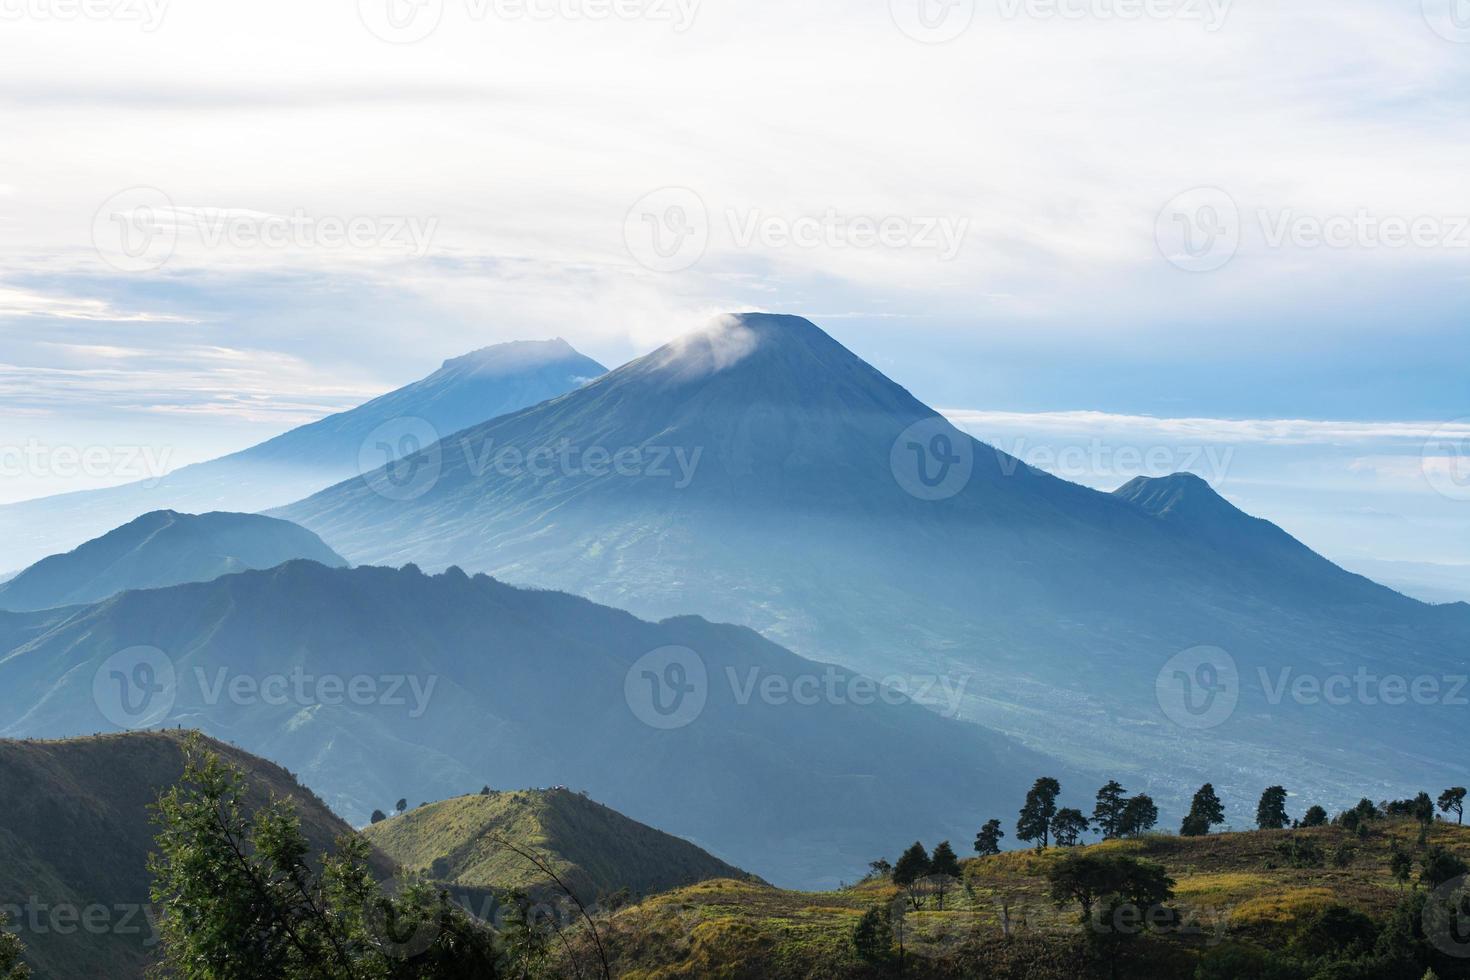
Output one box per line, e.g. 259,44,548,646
0,560,1061,888
0,731,393,980
0,339,606,570
278,313,1470,815
0,510,344,611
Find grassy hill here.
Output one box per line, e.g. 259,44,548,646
363,789,757,904
569,820,1470,979
0,731,393,980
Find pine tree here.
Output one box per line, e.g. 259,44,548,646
1438,787,1466,825
893,842,932,909
1093,781,1128,840
929,841,963,909
1181,783,1226,836
1051,808,1090,847
1119,794,1158,837
1256,786,1290,830
1018,777,1062,850
974,818,1005,856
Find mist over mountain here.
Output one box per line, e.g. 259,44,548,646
277,313,1470,818
0,560,1059,888
0,510,344,612
0,339,606,571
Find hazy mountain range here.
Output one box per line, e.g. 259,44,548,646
0,339,605,571
0,510,344,612
275,313,1470,818
0,560,1057,887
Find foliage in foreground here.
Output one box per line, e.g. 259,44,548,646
148,739,499,979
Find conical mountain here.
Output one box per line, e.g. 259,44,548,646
278,313,1470,817
0,339,606,570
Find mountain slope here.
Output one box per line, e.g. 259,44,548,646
363,789,755,902
0,560,1063,889
0,731,393,980
276,313,1470,817
0,510,345,611
0,339,606,570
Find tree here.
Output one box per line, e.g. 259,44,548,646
1093,781,1128,840
149,738,499,980
1414,791,1436,826
396,797,408,814
1301,805,1328,828
893,842,932,909
868,858,893,879
0,911,29,980
1118,794,1158,837
1048,850,1176,977
1256,786,1290,830
929,841,963,910
1051,808,1090,847
1438,787,1467,825
1391,846,1414,890
1181,784,1226,837
973,818,1005,856
480,786,492,795
1017,777,1061,850
852,905,893,965
1421,847,1470,889
370,809,387,824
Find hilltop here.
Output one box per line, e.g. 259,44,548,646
363,789,756,904
571,819,1470,979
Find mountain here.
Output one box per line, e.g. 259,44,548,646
276,313,1470,817
0,731,393,980
0,560,1060,889
362,789,755,903
0,511,345,612
0,339,606,570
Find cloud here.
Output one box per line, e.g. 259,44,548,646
943,410,1470,447
0,287,195,323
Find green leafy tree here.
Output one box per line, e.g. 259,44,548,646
1256,786,1290,830
149,738,500,980
868,858,893,879
1421,847,1470,889
1093,781,1128,840
396,798,408,814
892,842,932,910
1181,783,1226,837
1439,787,1467,825
1017,777,1062,850
1048,851,1175,979
0,912,29,980
1051,808,1090,847
1390,846,1414,890
1414,791,1436,826
1300,805,1328,828
929,841,962,910
370,809,387,824
852,905,893,965
1118,794,1158,837
973,818,1005,856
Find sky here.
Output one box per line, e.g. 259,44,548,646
1,0,1467,590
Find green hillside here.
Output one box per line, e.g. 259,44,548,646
566,820,1470,979
0,731,393,980
363,789,757,904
